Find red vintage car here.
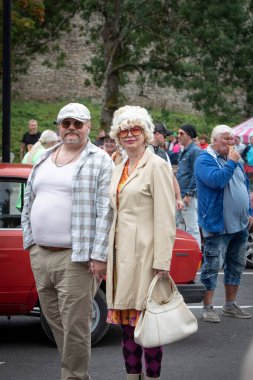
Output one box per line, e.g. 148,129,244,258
0,163,204,345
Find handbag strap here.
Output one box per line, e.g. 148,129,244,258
146,274,178,302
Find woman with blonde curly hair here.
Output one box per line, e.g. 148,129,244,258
106,105,176,380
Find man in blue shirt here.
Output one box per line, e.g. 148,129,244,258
195,124,252,323
176,124,201,248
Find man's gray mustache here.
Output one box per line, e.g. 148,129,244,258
64,132,79,136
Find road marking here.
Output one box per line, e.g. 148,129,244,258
189,305,253,309
197,271,253,275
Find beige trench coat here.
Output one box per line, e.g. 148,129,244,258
106,148,176,311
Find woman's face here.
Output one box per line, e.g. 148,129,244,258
104,138,116,155
118,125,145,152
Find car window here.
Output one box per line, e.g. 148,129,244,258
0,181,24,228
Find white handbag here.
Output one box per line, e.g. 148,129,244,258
134,274,198,348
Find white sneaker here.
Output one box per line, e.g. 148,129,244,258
201,306,220,323
222,304,251,319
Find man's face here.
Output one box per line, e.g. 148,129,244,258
177,129,191,147
250,136,253,146
28,121,38,134
212,132,234,156
59,118,91,145
234,137,240,146
154,132,166,147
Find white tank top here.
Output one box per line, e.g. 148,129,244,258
30,155,78,247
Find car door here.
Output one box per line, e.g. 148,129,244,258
0,178,36,314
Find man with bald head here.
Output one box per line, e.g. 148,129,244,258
20,119,41,161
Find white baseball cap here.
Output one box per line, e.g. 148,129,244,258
56,103,91,123
39,130,59,144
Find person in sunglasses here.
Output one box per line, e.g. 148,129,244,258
150,122,184,210
106,105,176,380
22,102,113,380
176,124,201,248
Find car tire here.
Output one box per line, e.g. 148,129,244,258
91,288,109,346
40,288,109,346
246,232,253,269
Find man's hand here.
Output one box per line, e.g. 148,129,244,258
249,216,253,230
228,148,240,162
89,260,107,279
183,195,191,207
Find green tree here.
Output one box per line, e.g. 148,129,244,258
4,0,253,126
0,0,45,78
80,0,253,125
176,0,253,118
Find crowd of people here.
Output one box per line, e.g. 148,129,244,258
93,123,208,162
20,103,252,380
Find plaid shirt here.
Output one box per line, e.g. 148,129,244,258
21,140,113,262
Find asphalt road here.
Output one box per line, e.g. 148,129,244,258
0,270,253,380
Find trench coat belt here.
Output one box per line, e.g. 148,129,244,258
39,245,68,252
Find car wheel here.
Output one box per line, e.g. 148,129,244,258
40,288,109,346
246,232,253,269
91,288,109,346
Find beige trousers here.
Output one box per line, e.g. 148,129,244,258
30,245,97,380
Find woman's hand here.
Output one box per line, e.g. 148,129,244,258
154,269,170,279
176,198,184,210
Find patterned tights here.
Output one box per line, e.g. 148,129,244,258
121,324,163,378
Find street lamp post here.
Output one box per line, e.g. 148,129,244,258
2,0,11,163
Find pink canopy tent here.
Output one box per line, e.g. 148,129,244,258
233,117,253,144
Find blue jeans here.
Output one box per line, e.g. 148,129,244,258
176,197,201,249
201,228,248,290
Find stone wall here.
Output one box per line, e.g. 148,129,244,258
12,16,196,113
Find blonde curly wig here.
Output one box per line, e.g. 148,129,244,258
109,105,155,145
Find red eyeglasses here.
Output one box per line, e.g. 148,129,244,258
118,126,143,138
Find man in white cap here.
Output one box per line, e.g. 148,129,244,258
22,103,113,380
